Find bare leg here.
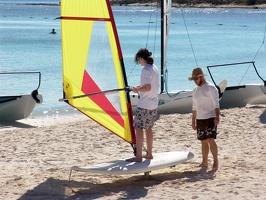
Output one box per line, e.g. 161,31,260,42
126,127,143,162
200,140,209,168
208,138,218,170
135,127,144,161
144,128,153,159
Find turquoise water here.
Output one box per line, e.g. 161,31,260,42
0,2,266,118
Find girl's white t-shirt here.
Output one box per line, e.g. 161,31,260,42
137,64,159,110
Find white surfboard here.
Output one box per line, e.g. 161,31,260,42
72,151,194,175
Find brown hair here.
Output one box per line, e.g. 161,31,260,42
134,48,154,65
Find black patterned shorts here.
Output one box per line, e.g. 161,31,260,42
133,107,158,130
196,118,217,140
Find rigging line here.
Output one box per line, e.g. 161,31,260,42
152,1,160,56
128,4,158,79
120,4,136,80
264,28,266,52
252,27,266,61
127,63,137,78
164,68,188,98
145,2,159,56
238,27,266,85
180,7,199,67
145,4,154,48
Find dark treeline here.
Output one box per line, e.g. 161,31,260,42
111,0,266,6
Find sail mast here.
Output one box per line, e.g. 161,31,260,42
160,0,171,94
160,0,164,94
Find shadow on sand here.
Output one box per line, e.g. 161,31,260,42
248,105,266,124
259,108,266,124
17,168,217,200
0,120,36,129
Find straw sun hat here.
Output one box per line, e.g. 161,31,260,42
188,67,207,81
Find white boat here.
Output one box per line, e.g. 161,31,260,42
222,84,266,107
131,90,193,114
130,2,265,113
207,62,266,108
0,72,43,121
130,0,194,114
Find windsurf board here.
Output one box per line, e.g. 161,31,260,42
72,151,194,175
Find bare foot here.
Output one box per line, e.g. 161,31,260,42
126,157,142,162
142,153,153,159
212,162,218,170
198,163,208,169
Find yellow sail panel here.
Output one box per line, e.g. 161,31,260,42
107,23,124,89
61,0,109,19
105,22,132,139
60,0,134,144
70,95,132,142
61,20,92,97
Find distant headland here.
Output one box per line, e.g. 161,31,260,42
19,1,266,9
111,0,266,9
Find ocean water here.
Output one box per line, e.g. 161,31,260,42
0,1,266,118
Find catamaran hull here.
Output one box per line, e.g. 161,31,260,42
131,84,266,114
0,94,43,121
130,90,193,114
220,84,266,108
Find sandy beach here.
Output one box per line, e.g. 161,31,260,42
0,105,265,200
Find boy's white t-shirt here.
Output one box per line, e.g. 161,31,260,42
192,81,219,119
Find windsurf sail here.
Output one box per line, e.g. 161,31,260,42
60,0,136,149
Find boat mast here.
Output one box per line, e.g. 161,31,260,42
160,0,164,94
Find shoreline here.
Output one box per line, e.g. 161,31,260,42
1,104,265,131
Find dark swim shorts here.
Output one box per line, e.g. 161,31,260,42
196,118,218,140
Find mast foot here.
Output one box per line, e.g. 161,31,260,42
144,171,150,179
